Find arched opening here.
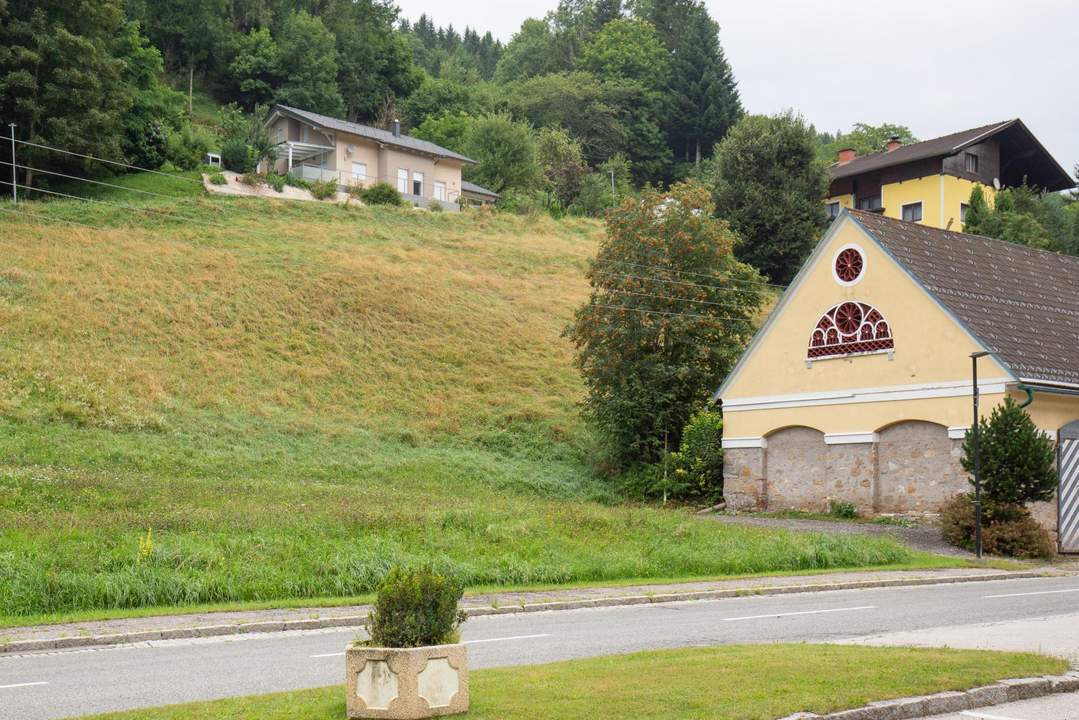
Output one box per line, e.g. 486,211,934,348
877,420,961,513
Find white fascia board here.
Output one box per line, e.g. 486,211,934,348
824,432,879,445
721,436,767,449
947,426,969,440
722,377,1012,413
713,214,851,403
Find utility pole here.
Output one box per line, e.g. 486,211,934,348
8,123,15,205
971,351,990,558
609,169,616,207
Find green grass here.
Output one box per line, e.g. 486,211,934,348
0,188,956,622
79,644,1067,720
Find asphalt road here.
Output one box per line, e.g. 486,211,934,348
2,575,1078,720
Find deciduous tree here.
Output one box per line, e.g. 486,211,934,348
276,11,344,117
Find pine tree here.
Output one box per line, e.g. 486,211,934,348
961,396,1057,505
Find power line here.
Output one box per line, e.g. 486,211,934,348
593,258,787,290
0,160,190,201
0,180,232,230
592,268,773,296
13,138,204,184
0,205,104,231
605,287,762,312
588,302,759,323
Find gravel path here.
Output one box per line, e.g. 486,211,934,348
705,513,975,557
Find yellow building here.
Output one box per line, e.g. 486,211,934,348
716,210,1079,552
824,119,1072,231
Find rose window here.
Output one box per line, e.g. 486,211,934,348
834,248,864,283
808,302,893,359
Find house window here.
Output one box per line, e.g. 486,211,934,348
826,201,841,219
961,203,970,224
351,162,367,185
808,302,894,360
397,168,408,194
434,181,446,202
901,202,923,222
965,152,979,174
856,195,882,211
412,171,424,197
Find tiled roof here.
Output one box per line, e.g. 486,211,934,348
461,180,498,198
271,105,476,164
849,210,1079,387
829,121,1014,179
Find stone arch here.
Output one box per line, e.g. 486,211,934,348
765,426,874,513
876,420,964,513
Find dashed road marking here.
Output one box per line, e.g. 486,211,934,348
723,606,876,622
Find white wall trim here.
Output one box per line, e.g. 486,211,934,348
722,377,1012,413
722,436,767,449
824,432,879,445
947,426,969,440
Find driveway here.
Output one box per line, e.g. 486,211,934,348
706,513,974,557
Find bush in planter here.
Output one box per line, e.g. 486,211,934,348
359,182,404,206
365,566,466,648
209,173,227,185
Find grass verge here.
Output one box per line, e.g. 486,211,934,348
79,644,1067,720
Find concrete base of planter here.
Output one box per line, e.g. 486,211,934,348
346,643,468,719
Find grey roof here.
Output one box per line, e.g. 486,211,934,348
829,119,1074,191
460,180,498,198
269,105,476,164
849,209,1079,387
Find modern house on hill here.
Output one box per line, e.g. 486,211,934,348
262,105,498,210
716,209,1079,552
825,119,1073,231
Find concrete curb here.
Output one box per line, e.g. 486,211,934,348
779,670,1079,719
0,570,1040,655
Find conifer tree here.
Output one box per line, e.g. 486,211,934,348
961,396,1057,505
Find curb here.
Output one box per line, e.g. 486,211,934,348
779,670,1079,719
0,570,1041,655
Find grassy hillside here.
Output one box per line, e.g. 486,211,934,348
0,179,934,621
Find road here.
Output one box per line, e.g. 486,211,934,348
1,575,1077,720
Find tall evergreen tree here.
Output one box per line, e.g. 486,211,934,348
638,0,742,164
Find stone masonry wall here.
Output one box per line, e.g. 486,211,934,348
765,427,875,513
722,447,765,511
876,421,967,512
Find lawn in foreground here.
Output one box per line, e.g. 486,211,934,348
80,644,1067,720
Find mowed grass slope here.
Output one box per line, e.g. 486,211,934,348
0,178,930,621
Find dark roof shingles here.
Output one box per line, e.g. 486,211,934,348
276,105,476,164
849,210,1079,386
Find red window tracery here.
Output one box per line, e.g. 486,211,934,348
834,248,864,283
808,302,893,359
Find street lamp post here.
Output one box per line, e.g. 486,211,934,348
970,351,990,559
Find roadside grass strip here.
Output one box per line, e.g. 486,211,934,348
75,644,1066,720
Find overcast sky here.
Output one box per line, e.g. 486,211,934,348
395,0,1078,175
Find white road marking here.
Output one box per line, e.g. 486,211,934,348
983,588,1079,599
959,711,1024,720
310,633,552,658
723,606,876,622
0,681,49,690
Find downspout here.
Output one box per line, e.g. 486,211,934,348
1017,384,1035,409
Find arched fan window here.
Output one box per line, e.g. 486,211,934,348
808,302,894,359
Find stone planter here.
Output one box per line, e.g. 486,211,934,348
346,643,468,719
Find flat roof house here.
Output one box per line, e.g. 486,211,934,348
824,119,1073,231
716,210,1079,552
263,105,498,211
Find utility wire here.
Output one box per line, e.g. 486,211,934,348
592,268,772,296
0,205,104,231
605,287,761,311
588,303,757,323
0,160,191,201
593,258,787,290
13,138,204,184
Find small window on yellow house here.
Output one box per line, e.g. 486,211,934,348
961,203,970,224
826,201,840,219
902,202,923,222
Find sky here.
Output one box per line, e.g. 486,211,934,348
394,0,1079,176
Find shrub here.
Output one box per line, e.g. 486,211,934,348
428,200,443,212
239,172,265,188
939,493,1053,558
829,500,859,519
961,396,1057,505
364,566,466,648
209,173,227,186
668,410,724,502
221,138,255,174
284,174,310,190
309,180,338,200
165,123,216,171
359,182,404,206
266,173,286,193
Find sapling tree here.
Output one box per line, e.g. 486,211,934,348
961,396,1057,505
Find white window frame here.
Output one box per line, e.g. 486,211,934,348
397,168,408,194
434,181,446,202
825,201,840,219
351,162,367,185
901,201,923,223
412,171,424,197
960,202,970,224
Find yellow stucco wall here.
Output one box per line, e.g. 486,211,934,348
721,216,1018,438
432,160,464,203
882,175,996,231
824,193,854,212
333,134,380,186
